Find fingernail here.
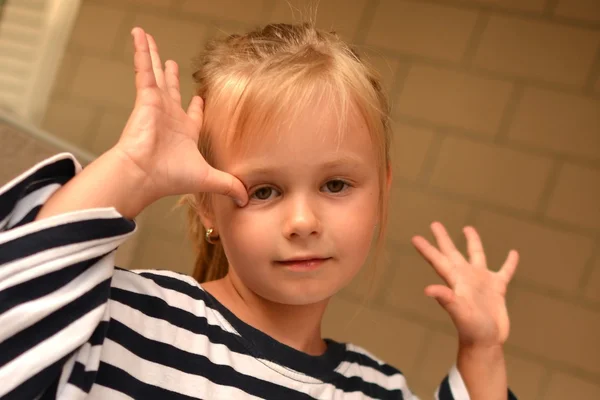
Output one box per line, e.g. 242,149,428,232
235,199,244,207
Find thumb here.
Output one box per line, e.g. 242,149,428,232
425,285,456,312
201,167,248,207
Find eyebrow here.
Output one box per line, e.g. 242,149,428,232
233,155,366,178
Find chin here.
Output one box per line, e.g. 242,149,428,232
258,279,346,306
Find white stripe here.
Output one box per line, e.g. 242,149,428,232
111,269,238,336
0,254,113,342
6,183,61,229
336,361,410,392
57,383,89,400
108,299,317,395
0,228,131,288
448,364,469,399
0,305,105,397
102,338,264,400
0,206,134,247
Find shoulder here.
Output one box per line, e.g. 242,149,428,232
110,267,210,314
337,342,416,397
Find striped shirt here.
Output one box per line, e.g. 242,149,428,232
0,153,517,399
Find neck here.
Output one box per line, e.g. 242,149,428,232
203,273,329,356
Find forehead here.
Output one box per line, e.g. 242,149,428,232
212,98,376,173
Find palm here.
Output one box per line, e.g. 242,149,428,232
411,223,519,347
113,28,247,205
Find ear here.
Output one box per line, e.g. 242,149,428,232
195,196,217,231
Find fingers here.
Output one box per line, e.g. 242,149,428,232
165,60,181,105
201,167,248,207
431,222,466,265
424,284,456,309
146,33,167,90
131,28,157,90
463,226,487,268
187,96,204,129
412,235,457,287
497,250,519,283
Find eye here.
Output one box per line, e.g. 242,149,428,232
250,186,280,201
322,179,350,194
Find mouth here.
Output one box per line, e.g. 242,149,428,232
275,257,331,271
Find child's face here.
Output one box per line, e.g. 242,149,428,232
206,100,386,306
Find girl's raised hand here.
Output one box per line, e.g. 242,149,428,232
112,27,247,207
411,222,519,348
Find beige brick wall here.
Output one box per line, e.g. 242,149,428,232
37,0,599,398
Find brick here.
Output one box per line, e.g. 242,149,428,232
270,0,368,41
584,257,600,303
103,0,173,7
89,108,130,156
543,372,600,400
68,2,126,55
41,98,96,149
415,331,458,391
474,211,594,293
509,88,600,160
546,164,600,230
555,0,600,23
180,0,267,23
504,354,545,399
390,122,435,181
384,251,454,327
323,296,428,373
142,195,190,239
134,228,196,275
397,65,513,136
387,186,471,245
121,14,211,71
361,51,403,94
430,137,553,211
70,56,135,109
365,0,478,63
51,52,79,97
473,15,600,86
468,0,546,12
508,289,600,374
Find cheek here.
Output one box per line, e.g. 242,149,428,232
215,202,275,258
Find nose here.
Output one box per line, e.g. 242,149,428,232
282,196,321,240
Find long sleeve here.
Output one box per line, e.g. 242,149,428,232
0,153,137,399
433,365,518,399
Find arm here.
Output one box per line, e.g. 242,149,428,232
457,344,506,400
0,153,138,399
411,223,520,400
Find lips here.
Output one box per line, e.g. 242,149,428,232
275,257,331,271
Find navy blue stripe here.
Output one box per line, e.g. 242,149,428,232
67,361,98,394
0,254,106,316
96,362,203,400
438,375,454,399
109,287,249,355
118,274,404,399
106,319,314,400
0,158,75,223
10,203,42,229
89,320,109,346
0,216,135,266
2,351,73,400
136,271,347,381
344,350,402,377
0,279,111,368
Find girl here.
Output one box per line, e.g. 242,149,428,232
0,24,518,399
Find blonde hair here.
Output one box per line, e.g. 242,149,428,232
174,23,392,285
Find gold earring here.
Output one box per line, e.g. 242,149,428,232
205,228,219,244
